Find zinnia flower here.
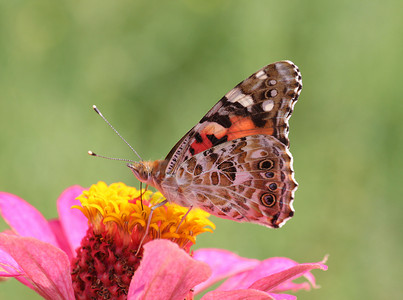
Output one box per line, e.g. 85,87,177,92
0,182,327,299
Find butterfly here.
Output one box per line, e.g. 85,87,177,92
128,61,302,228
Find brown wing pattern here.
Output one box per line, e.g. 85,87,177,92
169,135,297,228
165,60,302,174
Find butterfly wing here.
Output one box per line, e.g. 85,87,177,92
162,135,297,228
165,60,302,174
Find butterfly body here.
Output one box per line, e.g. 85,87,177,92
128,61,302,228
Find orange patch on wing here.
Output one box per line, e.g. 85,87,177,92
191,140,211,154
190,123,226,154
226,116,274,141
203,122,227,137
189,117,274,155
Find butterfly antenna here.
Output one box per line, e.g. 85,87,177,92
88,151,136,163
92,105,143,161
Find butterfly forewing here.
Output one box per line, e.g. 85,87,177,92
165,60,302,175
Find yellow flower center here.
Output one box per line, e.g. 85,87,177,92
72,181,215,248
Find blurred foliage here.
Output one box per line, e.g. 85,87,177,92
0,0,402,299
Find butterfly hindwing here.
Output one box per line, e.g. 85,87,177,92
165,61,302,174
164,134,297,228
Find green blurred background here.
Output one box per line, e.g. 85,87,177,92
0,0,402,299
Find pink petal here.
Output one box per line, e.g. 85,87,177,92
202,288,275,300
128,239,211,300
249,260,328,292
0,192,59,247
0,247,22,277
0,233,74,300
268,293,296,300
48,220,74,260
269,280,311,293
56,185,87,255
193,248,259,294
216,256,327,292
0,246,36,289
255,257,323,292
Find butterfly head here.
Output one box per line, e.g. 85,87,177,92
127,160,167,189
127,161,152,184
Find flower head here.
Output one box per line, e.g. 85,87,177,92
70,181,214,298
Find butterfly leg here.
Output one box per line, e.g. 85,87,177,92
175,205,193,233
138,182,149,211
135,199,168,256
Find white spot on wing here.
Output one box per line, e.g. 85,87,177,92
226,88,254,107
256,70,268,79
226,88,243,102
237,95,254,107
262,99,274,111
270,89,278,97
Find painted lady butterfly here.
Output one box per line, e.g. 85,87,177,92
128,61,302,228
